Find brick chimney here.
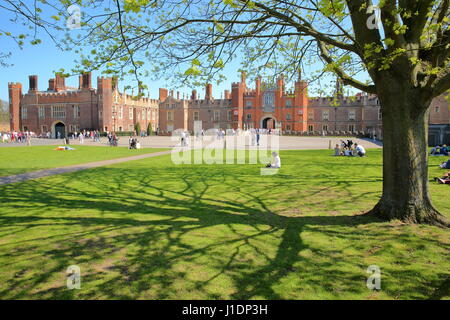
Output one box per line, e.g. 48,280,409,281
205,83,212,100
80,72,92,90
159,88,168,102
28,75,38,92
55,73,66,91
48,79,55,91
191,89,197,100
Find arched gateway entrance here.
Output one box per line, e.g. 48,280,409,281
262,117,276,130
53,122,66,138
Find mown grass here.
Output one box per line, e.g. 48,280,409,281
0,148,448,299
0,145,169,177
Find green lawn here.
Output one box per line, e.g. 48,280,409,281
0,149,448,299
0,145,169,177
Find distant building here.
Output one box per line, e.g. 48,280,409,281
7,71,450,144
8,73,158,138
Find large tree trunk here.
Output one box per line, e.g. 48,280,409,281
367,87,449,227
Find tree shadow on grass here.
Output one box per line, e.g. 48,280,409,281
0,162,447,300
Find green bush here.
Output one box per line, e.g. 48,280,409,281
147,123,153,136
135,123,141,136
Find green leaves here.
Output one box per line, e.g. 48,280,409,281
184,66,201,76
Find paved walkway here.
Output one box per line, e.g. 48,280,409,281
0,150,172,186
1,135,383,149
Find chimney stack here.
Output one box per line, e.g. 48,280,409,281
81,72,92,90
28,75,38,92
224,90,230,99
205,83,213,100
191,89,197,100
159,88,168,102
55,73,66,91
48,78,55,91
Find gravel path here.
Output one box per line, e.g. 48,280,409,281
0,150,172,185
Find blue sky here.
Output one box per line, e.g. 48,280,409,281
0,3,370,102
1,38,359,102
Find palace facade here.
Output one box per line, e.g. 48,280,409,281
8,71,450,144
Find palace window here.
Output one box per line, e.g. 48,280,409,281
213,110,220,121
129,107,133,120
147,109,151,120
308,111,314,120
286,113,291,120
119,106,123,119
167,111,173,121
322,110,329,121
349,124,355,132
348,109,356,121
52,106,66,118
21,107,27,119
246,113,252,120
323,125,328,132
435,106,440,113
194,111,200,121
39,106,45,119
142,108,146,121
73,105,80,118
263,90,275,113
245,100,253,108
308,125,314,132
227,110,232,121
285,100,292,107
41,125,47,133
286,125,291,130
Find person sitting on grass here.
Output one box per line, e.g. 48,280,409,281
334,144,341,156
439,158,450,169
440,144,449,156
435,172,450,184
430,145,441,155
354,143,366,157
266,152,281,168
343,147,352,156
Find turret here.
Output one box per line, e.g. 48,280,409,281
8,82,22,131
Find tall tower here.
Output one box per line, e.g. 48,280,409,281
97,77,113,131
8,82,22,131
294,69,308,131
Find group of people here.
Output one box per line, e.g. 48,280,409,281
71,130,101,143
129,137,141,149
186,128,275,147
334,140,366,157
107,132,119,146
1,131,34,144
430,144,450,156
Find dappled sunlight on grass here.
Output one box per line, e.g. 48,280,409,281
0,149,448,299
0,145,169,177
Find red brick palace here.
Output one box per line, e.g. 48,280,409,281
8,71,450,143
